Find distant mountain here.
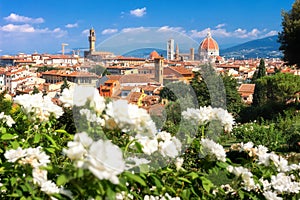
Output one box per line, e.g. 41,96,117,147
221,35,283,59
122,48,167,58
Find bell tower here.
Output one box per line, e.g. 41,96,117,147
89,28,96,52
154,57,164,85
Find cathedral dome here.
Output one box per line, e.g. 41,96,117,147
199,31,219,51
198,31,220,61
149,51,160,59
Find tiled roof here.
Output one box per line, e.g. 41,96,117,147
106,75,123,80
200,34,219,50
238,84,255,93
169,66,193,75
118,74,158,84
149,51,160,59
126,92,143,102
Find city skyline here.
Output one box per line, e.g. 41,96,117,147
0,0,295,55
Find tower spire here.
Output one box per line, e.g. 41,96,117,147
207,28,211,38
89,28,96,52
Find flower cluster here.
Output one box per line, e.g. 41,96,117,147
200,138,227,162
4,146,60,195
106,99,157,137
226,165,259,191
134,131,182,159
63,132,126,184
229,141,300,198
14,93,63,122
260,173,300,197
0,112,15,127
231,142,300,172
60,86,106,114
143,193,181,200
182,106,235,132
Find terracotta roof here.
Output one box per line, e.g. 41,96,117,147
110,56,146,61
200,32,219,50
238,84,255,93
149,51,160,59
42,70,98,78
142,95,160,102
140,85,159,92
105,79,118,84
106,75,123,81
120,86,135,91
126,92,144,102
118,74,158,84
169,66,193,75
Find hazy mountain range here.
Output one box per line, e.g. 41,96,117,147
220,35,282,59
122,35,282,59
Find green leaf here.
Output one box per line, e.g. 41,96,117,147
178,177,192,184
33,133,41,143
186,172,199,180
44,134,58,149
216,161,229,169
200,177,213,193
56,174,68,186
55,129,68,134
123,172,146,186
20,184,28,192
10,177,18,186
10,140,20,149
8,193,21,197
105,185,116,200
45,147,56,154
182,189,191,199
0,127,7,134
238,190,244,199
151,175,162,188
1,133,17,140
139,164,149,173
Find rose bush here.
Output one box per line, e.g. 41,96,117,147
0,87,299,199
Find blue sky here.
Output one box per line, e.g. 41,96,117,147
0,0,296,55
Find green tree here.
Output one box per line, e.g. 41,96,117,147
278,0,300,68
32,86,40,94
252,59,266,82
254,72,300,105
159,81,197,106
88,65,107,76
36,66,56,72
190,64,244,117
60,78,70,93
0,91,12,114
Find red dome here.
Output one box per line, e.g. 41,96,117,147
199,32,219,51
149,51,160,59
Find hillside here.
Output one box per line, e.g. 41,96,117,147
221,35,282,59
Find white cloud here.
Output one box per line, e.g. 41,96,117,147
157,26,185,33
102,28,118,35
234,28,247,35
4,13,44,24
0,24,67,38
215,24,226,29
211,28,231,37
130,7,146,17
190,28,210,38
82,29,90,36
248,28,260,37
121,27,149,33
52,28,67,38
264,30,278,37
65,23,78,28
190,27,275,40
1,24,35,32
